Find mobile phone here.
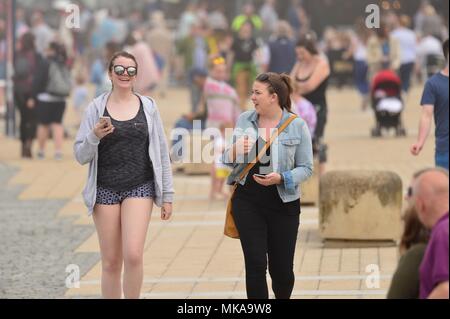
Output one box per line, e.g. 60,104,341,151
100,116,112,127
253,174,267,178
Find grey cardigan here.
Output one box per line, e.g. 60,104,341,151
73,92,174,215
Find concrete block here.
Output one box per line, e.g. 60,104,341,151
183,163,212,175
182,133,213,175
319,171,402,241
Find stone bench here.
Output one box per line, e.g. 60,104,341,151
182,133,213,175
319,170,402,241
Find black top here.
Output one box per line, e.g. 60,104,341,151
97,98,154,191
235,137,300,213
296,72,329,109
386,243,427,299
232,37,258,63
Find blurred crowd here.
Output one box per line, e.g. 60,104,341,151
0,0,448,299
0,0,447,199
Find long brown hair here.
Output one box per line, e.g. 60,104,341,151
296,32,319,55
20,32,36,52
399,205,430,254
255,72,294,112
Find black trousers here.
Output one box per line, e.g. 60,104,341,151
313,104,328,164
232,195,300,299
14,91,37,142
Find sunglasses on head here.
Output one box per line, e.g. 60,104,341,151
256,73,276,90
113,65,137,77
257,73,270,81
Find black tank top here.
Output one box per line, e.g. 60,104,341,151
296,73,329,109
235,137,300,213
97,98,154,191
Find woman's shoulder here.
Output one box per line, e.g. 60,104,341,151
290,114,308,128
278,113,307,136
317,54,330,67
406,243,427,255
400,243,427,264
86,92,109,113
237,110,256,120
85,97,99,111
138,94,159,114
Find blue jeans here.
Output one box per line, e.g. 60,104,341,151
435,151,449,171
399,62,415,93
354,60,369,95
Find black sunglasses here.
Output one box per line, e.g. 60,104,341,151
256,73,274,88
257,73,271,82
113,65,137,77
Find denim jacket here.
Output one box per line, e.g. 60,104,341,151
221,109,314,203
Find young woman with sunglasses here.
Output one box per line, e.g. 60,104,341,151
222,72,313,299
74,51,174,299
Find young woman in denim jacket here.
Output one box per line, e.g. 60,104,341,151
222,72,313,299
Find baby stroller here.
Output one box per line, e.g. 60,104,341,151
370,70,406,137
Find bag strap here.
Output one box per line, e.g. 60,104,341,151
236,114,297,183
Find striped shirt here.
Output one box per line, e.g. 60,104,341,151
204,76,240,127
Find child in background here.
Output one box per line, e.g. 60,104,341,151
210,122,233,200
292,93,317,135
72,72,90,127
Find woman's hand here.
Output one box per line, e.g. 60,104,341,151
228,135,255,162
235,136,255,155
253,173,282,186
93,121,115,139
161,202,172,220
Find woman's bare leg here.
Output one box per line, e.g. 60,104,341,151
121,198,153,299
51,123,64,154
93,204,123,299
37,125,49,154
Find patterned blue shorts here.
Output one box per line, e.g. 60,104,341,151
96,182,155,205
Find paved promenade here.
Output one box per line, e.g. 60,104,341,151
0,86,434,298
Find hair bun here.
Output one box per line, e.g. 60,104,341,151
280,73,293,95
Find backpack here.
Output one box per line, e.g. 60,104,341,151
46,61,72,97
13,52,36,94
14,54,31,81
